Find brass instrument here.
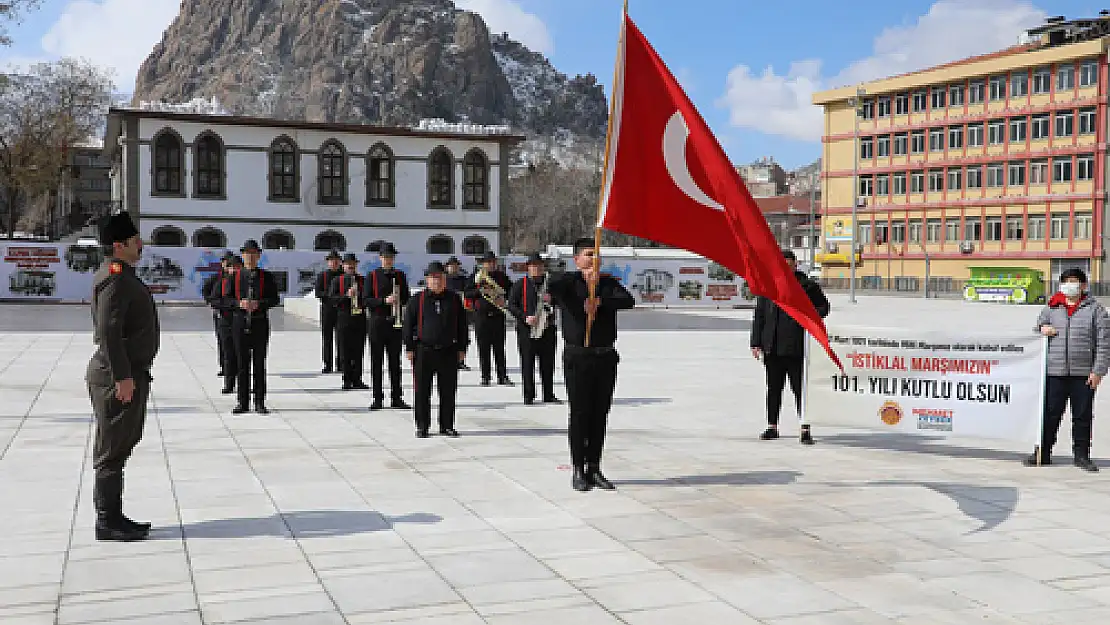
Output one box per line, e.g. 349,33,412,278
475,267,509,313
530,273,551,339
391,282,402,328
350,280,363,315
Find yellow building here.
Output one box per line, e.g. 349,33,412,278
813,17,1107,291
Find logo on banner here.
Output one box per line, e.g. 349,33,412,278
914,408,954,431
879,401,903,425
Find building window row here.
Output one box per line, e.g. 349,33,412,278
860,59,1099,120
150,129,492,210
857,212,1091,245
858,154,1095,198
858,107,1096,159
147,226,492,256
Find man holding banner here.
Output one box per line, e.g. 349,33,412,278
1029,268,1109,472
751,250,830,445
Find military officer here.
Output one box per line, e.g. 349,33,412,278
403,261,469,438
202,252,234,376
86,211,160,541
328,253,369,390
366,242,411,410
465,251,513,386
206,254,243,394
508,252,560,405
315,249,343,374
231,239,279,414
547,237,636,492
444,256,472,371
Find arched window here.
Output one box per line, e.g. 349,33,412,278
151,226,185,247
268,136,299,201
461,235,489,256
152,129,184,196
427,147,454,208
367,143,394,206
426,235,454,254
263,229,295,250
463,149,488,209
193,132,225,198
318,140,347,205
314,230,346,252
192,227,226,248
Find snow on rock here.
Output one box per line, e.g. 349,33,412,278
136,96,230,115
414,118,513,135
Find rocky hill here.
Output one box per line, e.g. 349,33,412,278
132,0,608,162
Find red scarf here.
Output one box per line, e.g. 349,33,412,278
1049,292,1086,317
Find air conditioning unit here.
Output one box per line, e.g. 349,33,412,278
959,241,975,254
856,196,868,207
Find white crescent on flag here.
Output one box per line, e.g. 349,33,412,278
662,110,723,211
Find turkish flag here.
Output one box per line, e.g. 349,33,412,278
597,14,841,369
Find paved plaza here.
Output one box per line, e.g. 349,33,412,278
5,295,1110,624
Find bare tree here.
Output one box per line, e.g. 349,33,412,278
0,0,42,46
0,58,115,237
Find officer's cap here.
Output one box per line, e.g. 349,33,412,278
425,261,446,276
525,252,544,265
97,211,139,245
325,249,341,261
378,242,397,256
240,239,262,253
342,253,358,263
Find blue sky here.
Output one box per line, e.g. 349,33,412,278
0,0,1101,169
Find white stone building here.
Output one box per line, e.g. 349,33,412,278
103,107,523,256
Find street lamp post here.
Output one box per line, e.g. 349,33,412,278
808,171,817,273
849,85,865,304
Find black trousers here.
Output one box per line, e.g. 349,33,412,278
213,313,223,371
564,346,619,468
764,353,803,426
320,304,340,369
413,345,460,432
338,313,367,385
475,315,507,381
88,371,150,518
517,325,556,401
1043,375,1097,456
217,316,238,388
369,319,404,402
233,316,270,406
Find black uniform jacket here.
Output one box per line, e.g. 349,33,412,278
547,271,635,348
88,259,160,384
365,267,410,319
507,274,555,333
209,268,280,321
464,270,512,318
749,271,831,358
327,272,367,314
315,268,342,301
403,289,470,352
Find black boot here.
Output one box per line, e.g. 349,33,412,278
1075,450,1099,472
94,476,147,541
587,463,615,490
572,466,591,491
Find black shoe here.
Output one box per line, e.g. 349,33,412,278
416,429,429,438
572,467,592,492
498,378,514,386
217,371,224,378
1023,451,1051,466
760,427,780,440
480,379,491,387
341,383,353,391
440,428,459,437
524,397,535,406
95,518,148,542
800,429,815,445
587,466,615,490
221,386,234,395
232,404,249,414
369,400,384,411
459,362,471,371
392,399,411,410
322,366,332,374
1075,456,1099,472
254,404,269,415
121,514,152,533
543,397,562,404
353,381,370,390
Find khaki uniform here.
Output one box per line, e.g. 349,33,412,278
86,259,160,521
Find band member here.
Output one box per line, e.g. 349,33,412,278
316,249,343,374
466,250,513,386
329,253,369,390
206,254,243,394
230,239,279,414
203,252,234,376
508,252,559,405
750,249,830,445
366,242,410,410
86,211,159,541
403,261,469,438
445,256,472,371
547,237,635,491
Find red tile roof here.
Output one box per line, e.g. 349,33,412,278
883,42,1042,83
755,195,819,215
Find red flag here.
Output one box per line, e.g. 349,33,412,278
597,13,842,369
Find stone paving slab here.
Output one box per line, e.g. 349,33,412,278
2,296,1110,624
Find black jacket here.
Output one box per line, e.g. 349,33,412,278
547,271,635,348
750,271,830,358
365,267,410,320
209,268,280,321
202,272,221,317
445,271,468,294
315,268,342,302
205,272,240,321
326,272,367,316
507,274,556,333
403,289,470,352
465,270,513,318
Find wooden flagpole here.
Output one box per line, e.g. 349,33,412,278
585,0,628,347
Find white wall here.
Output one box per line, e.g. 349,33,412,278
129,118,505,252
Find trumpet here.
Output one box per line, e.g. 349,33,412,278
391,282,402,328
475,267,509,313
350,281,363,315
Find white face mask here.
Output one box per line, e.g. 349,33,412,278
1060,282,1082,298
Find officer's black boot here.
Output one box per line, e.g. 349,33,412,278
94,476,147,541
572,466,591,492
118,475,151,532
587,463,615,490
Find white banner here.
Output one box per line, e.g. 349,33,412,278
805,325,1046,444
0,243,751,307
